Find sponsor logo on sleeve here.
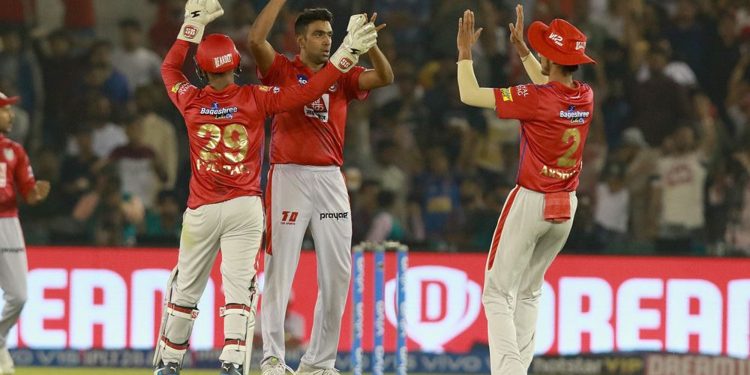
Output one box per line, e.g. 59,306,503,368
258,85,280,94
500,88,513,102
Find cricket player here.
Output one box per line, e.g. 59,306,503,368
0,92,50,375
247,1,394,373
456,7,595,375
153,0,379,374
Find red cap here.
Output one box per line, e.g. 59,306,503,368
196,34,241,74
527,19,596,66
0,92,19,107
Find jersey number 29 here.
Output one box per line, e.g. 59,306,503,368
197,124,249,163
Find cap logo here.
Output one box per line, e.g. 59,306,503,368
548,32,564,47
575,41,586,51
214,53,233,68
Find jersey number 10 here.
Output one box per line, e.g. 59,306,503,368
197,124,249,163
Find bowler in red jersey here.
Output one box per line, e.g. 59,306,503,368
457,7,595,375
248,2,393,374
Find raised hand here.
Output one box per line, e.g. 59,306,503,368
508,4,531,58
330,14,378,72
178,0,225,43
457,9,483,60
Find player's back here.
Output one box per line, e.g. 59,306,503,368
176,83,268,209
495,81,594,193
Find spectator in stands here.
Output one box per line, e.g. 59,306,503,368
72,168,144,246
616,128,658,244
112,19,162,92
365,190,405,243
414,147,460,249
651,106,716,253
726,142,750,255
134,84,178,189
59,125,99,209
630,41,692,146
106,115,167,209
139,190,181,246
0,28,43,125
67,94,127,158
83,40,130,106
593,162,630,249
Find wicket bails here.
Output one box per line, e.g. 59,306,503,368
351,241,409,375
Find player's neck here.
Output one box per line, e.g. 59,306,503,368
548,70,575,88
300,54,325,72
208,77,234,91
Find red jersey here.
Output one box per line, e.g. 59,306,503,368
0,134,36,217
494,81,594,193
162,40,343,209
259,53,369,166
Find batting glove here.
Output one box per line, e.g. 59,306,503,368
177,0,225,43
329,15,378,73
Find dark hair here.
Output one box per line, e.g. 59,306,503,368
561,64,580,73
294,8,333,35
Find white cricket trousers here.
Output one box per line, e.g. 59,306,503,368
262,164,352,369
0,217,27,349
483,186,577,375
163,196,263,364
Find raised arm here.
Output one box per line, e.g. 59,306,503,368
508,4,547,84
248,0,284,76
358,13,394,90
456,10,495,109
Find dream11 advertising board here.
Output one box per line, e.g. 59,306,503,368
2,247,749,359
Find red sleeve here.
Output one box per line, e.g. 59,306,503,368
494,84,539,121
343,66,369,101
161,40,199,112
257,53,288,85
13,145,35,198
253,63,343,116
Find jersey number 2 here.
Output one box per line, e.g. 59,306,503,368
0,162,6,188
557,128,581,168
197,124,249,163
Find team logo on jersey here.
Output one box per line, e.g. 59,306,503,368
500,88,513,102
304,94,330,122
3,148,14,161
559,105,590,124
297,74,309,85
201,102,238,119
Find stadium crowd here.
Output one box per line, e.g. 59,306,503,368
1,0,749,256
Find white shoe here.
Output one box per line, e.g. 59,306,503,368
261,357,296,375
296,363,340,375
0,347,14,375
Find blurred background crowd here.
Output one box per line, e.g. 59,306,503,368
2,0,750,256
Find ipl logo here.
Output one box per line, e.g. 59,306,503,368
384,266,482,352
